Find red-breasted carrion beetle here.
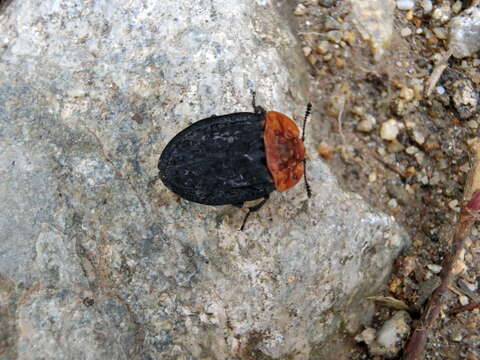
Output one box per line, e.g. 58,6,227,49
158,92,312,230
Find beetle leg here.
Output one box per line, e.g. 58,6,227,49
251,90,265,115
240,195,269,231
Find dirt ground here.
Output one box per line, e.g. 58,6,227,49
288,0,480,359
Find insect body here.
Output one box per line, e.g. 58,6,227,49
158,93,312,229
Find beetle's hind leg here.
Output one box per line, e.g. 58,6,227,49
239,195,269,231
251,90,265,114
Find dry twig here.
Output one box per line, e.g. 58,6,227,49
447,301,480,316
424,49,453,98
403,139,480,360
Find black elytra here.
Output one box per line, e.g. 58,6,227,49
159,111,275,205
158,92,311,230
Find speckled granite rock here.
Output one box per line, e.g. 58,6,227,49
0,0,408,359
449,2,480,59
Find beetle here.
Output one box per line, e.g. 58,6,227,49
158,92,312,229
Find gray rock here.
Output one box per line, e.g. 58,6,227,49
449,3,480,58
452,79,478,119
0,0,407,358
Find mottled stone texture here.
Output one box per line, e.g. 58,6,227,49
351,0,395,60
0,0,407,359
449,3,480,59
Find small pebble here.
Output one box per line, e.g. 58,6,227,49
459,295,470,306
432,3,451,24
302,46,312,57
307,54,317,66
412,130,425,145
429,172,441,185
406,9,414,21
460,163,470,173
438,158,448,169
427,264,442,273
414,151,425,164
342,31,356,45
413,83,424,99
368,172,377,183
461,280,478,292
432,27,447,40
400,87,415,101
405,168,417,178
325,30,343,43
335,57,345,68
449,199,460,210
351,106,365,116
404,120,415,129
368,311,412,358
401,27,412,37
452,1,462,14
451,333,463,342
355,328,376,345
397,0,415,11
391,99,407,116
419,175,429,185
380,119,400,140
388,198,398,208
452,79,478,119
317,143,335,160
399,256,417,277
316,40,330,54
387,141,405,153
452,257,466,275
294,4,307,16
357,114,377,132
389,276,402,293
323,16,344,31
421,0,432,13
436,86,445,95
467,120,478,129
406,146,419,155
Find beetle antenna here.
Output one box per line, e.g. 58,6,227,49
304,162,312,198
302,103,312,142
302,103,312,198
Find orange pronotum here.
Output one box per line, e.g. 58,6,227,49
263,111,305,191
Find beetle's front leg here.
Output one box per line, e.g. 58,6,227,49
239,195,269,231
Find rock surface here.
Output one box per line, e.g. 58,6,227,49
0,0,407,358
350,0,395,60
449,2,480,58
